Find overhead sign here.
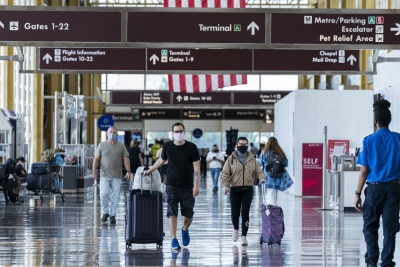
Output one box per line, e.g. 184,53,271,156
111,91,170,105
173,92,231,105
139,109,181,119
233,91,290,105
182,109,223,119
0,10,121,43
97,114,114,131
127,12,266,44
147,48,252,71
38,48,145,71
254,50,360,71
224,109,266,120
271,13,400,45
111,114,140,121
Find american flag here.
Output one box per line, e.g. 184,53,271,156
164,0,248,93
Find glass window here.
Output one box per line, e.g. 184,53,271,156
145,74,169,90
261,75,298,91
102,74,145,90
188,132,221,149
221,75,260,90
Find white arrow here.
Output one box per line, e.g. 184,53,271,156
247,21,259,36
390,23,400,35
0,21,4,29
42,53,52,64
347,54,357,65
176,95,182,102
149,54,159,65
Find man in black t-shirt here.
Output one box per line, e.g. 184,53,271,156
1,163,23,204
143,122,200,251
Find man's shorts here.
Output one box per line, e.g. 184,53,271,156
166,185,195,219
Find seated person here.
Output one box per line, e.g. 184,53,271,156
14,157,27,180
1,161,23,204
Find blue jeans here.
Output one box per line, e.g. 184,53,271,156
100,177,122,217
363,182,400,266
210,168,221,191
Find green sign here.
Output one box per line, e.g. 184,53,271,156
368,16,375,24
234,24,241,31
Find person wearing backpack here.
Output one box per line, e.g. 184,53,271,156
261,137,294,206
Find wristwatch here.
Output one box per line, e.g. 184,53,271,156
355,191,361,196
127,171,131,173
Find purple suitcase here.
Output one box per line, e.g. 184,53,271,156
260,204,285,246
260,185,285,246
125,170,164,248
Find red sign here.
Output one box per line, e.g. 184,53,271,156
39,48,145,71
0,11,121,42
127,12,266,44
254,50,360,71
271,13,400,45
302,143,323,196
147,49,252,71
327,140,350,170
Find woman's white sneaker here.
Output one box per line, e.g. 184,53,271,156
241,236,248,246
232,229,239,242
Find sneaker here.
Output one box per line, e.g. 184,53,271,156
14,200,23,204
110,216,116,224
101,214,109,222
182,227,190,246
171,238,181,250
232,229,239,242
16,198,24,203
241,236,248,246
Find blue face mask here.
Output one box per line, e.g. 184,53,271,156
108,133,117,141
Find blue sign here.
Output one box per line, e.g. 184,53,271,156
97,114,114,131
192,128,203,139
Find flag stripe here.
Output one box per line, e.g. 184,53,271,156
165,0,247,93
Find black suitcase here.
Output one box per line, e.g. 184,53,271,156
27,173,55,191
125,172,164,248
31,162,51,175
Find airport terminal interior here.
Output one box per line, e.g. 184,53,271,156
1,0,400,266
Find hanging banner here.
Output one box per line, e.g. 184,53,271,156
302,143,323,196
327,140,350,170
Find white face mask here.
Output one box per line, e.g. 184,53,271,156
108,133,117,141
173,132,185,142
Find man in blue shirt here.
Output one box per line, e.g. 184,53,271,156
354,99,400,267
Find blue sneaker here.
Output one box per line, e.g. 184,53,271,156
182,227,190,246
171,238,181,250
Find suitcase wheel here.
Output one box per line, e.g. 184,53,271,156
126,241,131,248
260,235,263,245
156,241,163,248
277,242,281,246
61,193,66,202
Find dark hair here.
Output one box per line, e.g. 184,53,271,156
373,99,391,127
6,158,14,166
250,143,254,146
237,137,248,144
213,144,218,147
172,122,185,131
17,157,25,163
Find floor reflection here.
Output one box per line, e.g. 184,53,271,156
0,173,398,266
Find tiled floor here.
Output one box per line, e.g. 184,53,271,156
0,175,398,266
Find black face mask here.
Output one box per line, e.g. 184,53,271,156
213,150,219,153
237,146,248,154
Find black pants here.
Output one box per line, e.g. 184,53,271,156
363,182,400,266
230,186,254,236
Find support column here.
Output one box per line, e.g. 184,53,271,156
46,74,62,149
92,74,102,145
5,47,14,110
33,74,44,162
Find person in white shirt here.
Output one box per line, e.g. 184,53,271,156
206,144,225,192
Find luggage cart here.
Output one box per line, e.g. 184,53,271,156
28,154,66,203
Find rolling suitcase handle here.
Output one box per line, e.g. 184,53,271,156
141,167,153,195
261,183,267,206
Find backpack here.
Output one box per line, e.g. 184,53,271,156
0,163,6,179
265,152,285,178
